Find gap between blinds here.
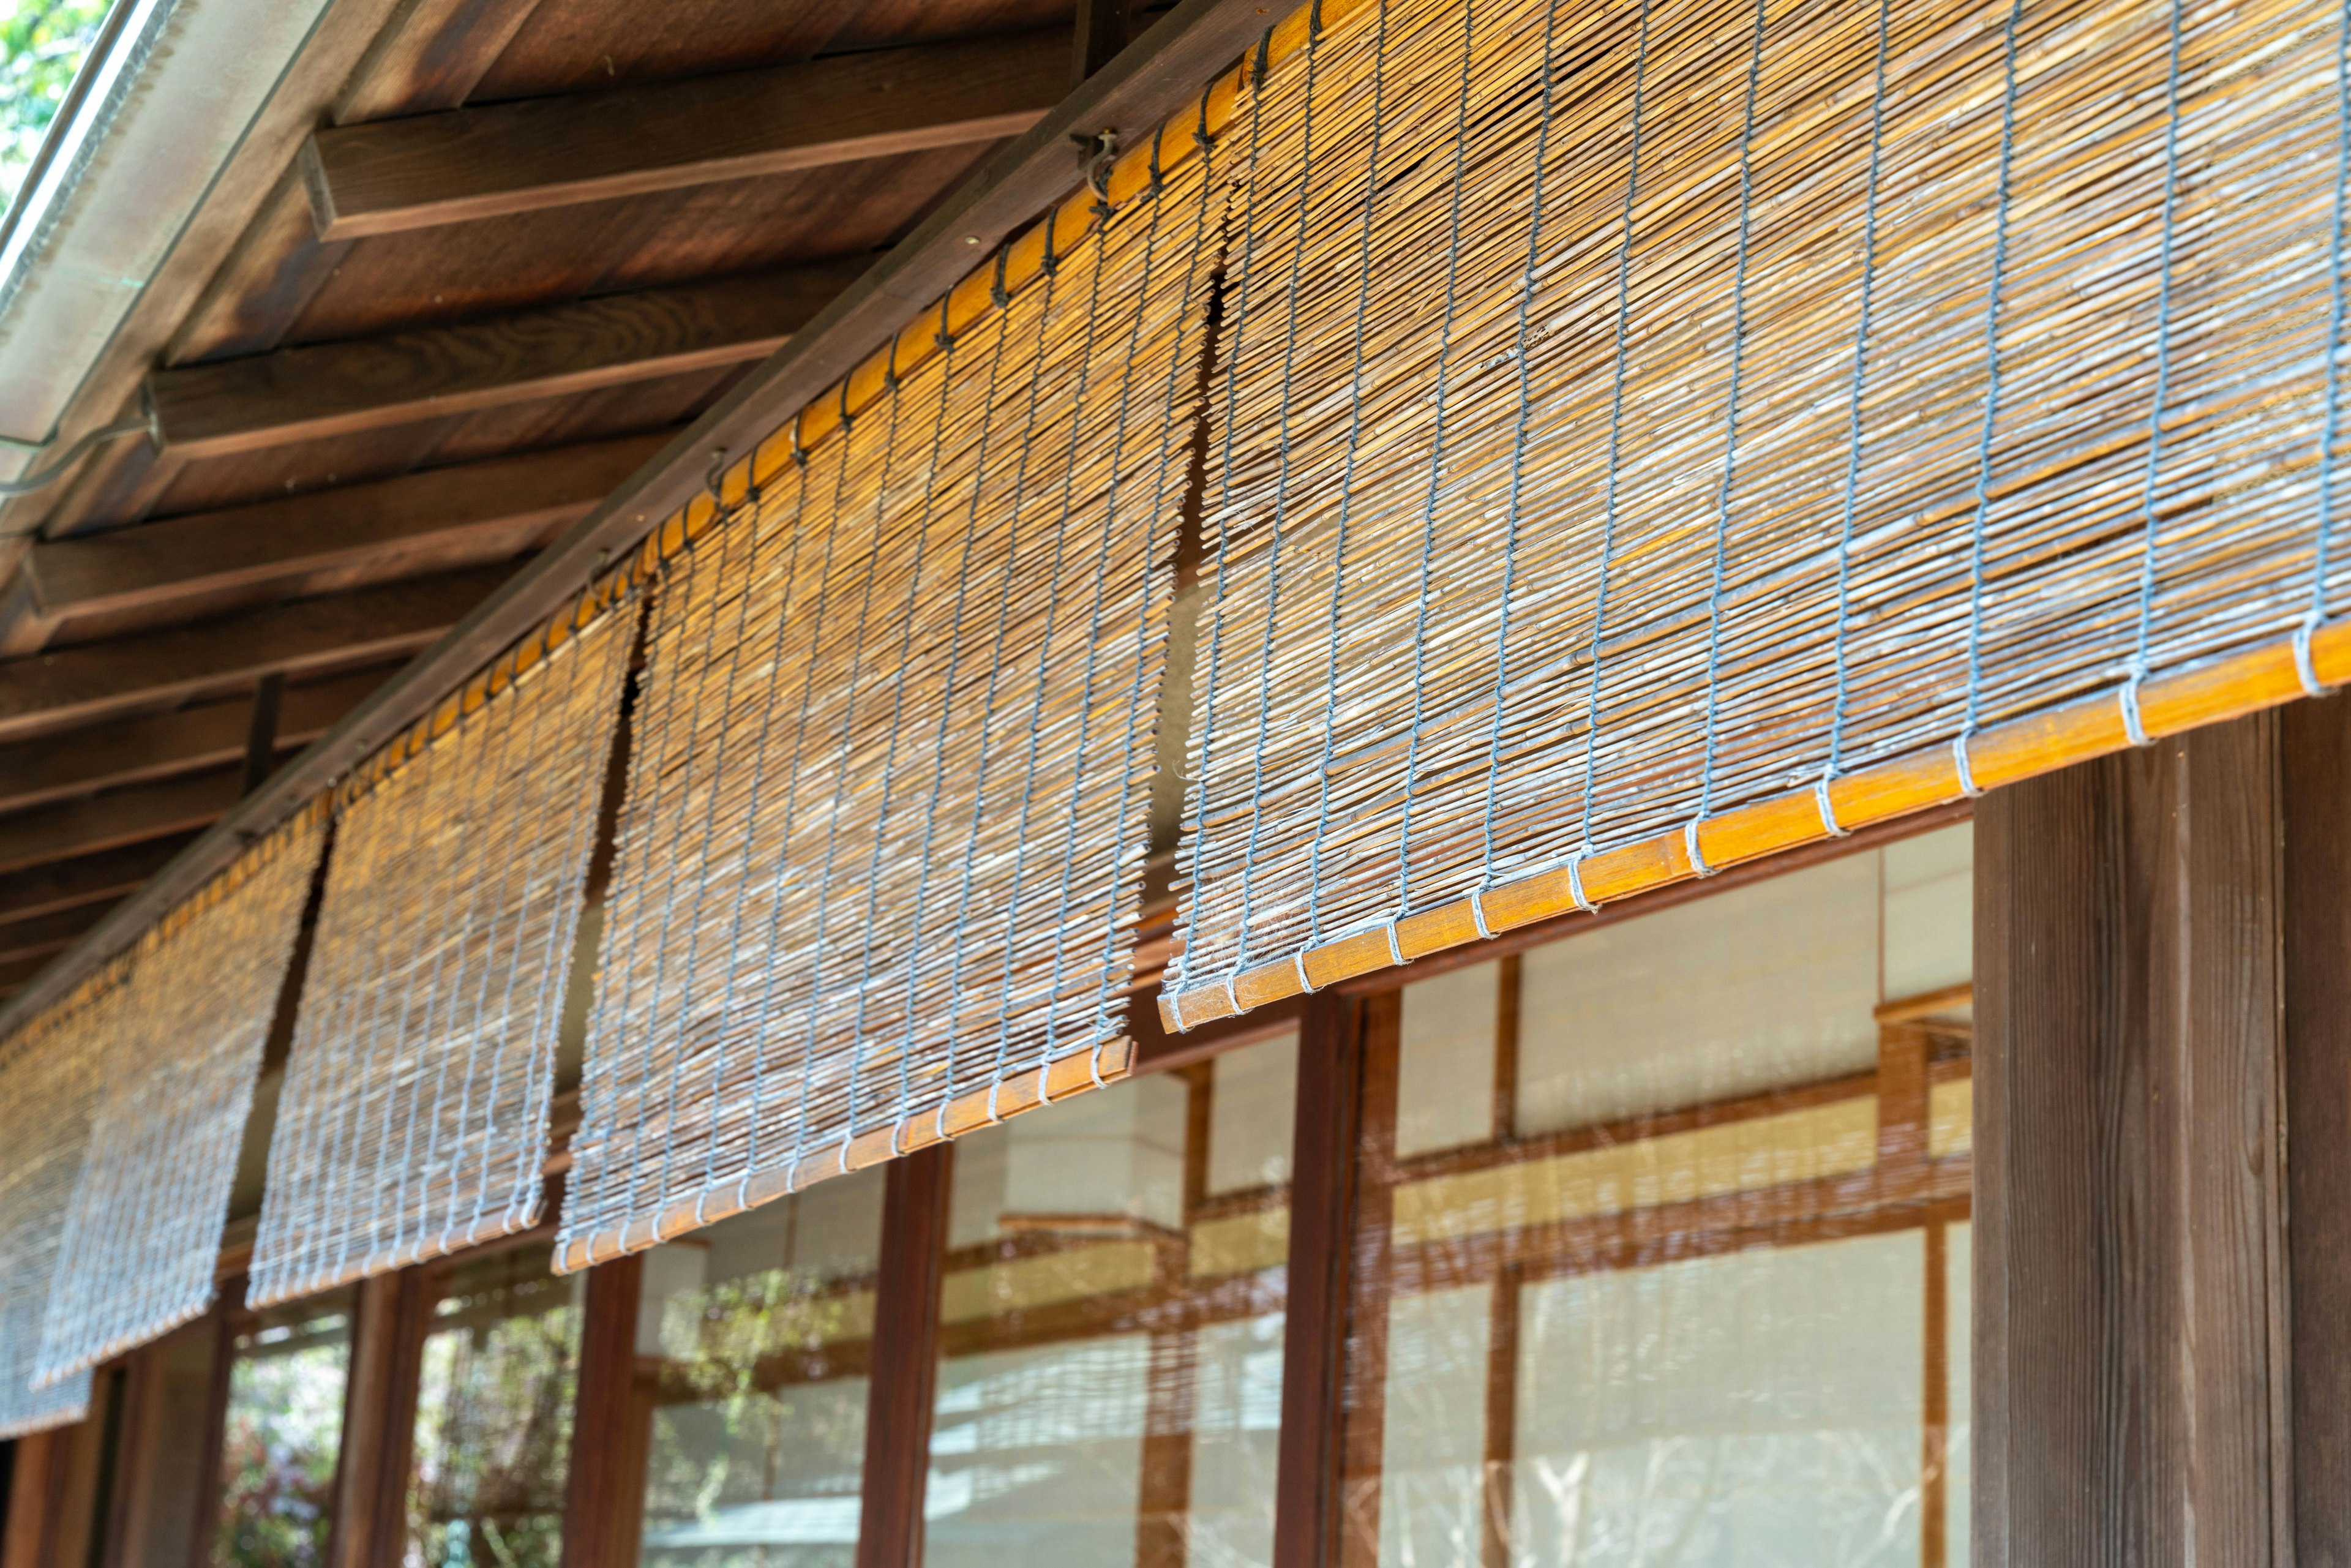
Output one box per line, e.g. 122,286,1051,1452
26,811,324,1385
1160,0,2351,1027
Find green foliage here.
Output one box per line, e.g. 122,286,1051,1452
0,0,108,207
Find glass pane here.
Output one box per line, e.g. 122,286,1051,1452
212,1292,354,1568
926,1036,1296,1567
1944,1221,1971,1566
406,1245,583,1568
634,1165,886,1568
1344,845,1971,1566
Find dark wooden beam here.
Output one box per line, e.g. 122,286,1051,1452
1074,0,1131,82
0,0,1303,1042
0,768,242,878
148,269,857,459
0,563,511,745
0,835,200,926
1973,714,2290,1560
561,1256,648,1568
2283,692,2351,1559
0,902,108,966
326,1270,431,1568
1272,994,1364,1568
17,435,668,651
0,670,377,816
857,1147,951,1568
301,29,1070,239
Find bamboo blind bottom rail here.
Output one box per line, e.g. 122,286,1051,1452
558,1036,1134,1272
1164,623,2351,1031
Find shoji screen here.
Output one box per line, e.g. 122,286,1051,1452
0,978,107,1436
1164,0,2351,1025
34,814,323,1382
558,138,1222,1270
249,604,633,1307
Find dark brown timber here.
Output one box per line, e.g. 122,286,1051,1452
855,1146,951,1568
1273,993,1365,1568
1973,712,2291,1562
2283,692,2351,1558
146,271,857,459
0,0,1338,1048
18,435,670,645
300,29,1071,238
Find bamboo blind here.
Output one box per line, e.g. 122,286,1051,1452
555,139,1221,1271
0,978,108,1437
1163,0,2351,1026
248,606,633,1308
32,814,323,1383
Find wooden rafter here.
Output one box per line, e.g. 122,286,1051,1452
146,268,860,459
0,564,509,745
13,434,672,653
299,28,1071,239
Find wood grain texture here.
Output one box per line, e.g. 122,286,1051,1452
0,836,200,926
1273,993,1364,1568
2282,692,2351,1561
0,904,109,966
855,1147,951,1568
559,1255,645,1568
0,563,512,745
0,768,244,879
1973,715,2287,1564
0,670,375,820
149,271,858,459
302,29,1070,238
24,434,669,645
326,1269,431,1568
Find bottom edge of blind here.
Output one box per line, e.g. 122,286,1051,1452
31,1292,212,1390
246,1203,545,1311
0,1400,88,1441
558,1033,1137,1274
1164,615,2351,1032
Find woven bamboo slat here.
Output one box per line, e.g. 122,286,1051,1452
0,975,108,1436
247,605,634,1308
554,137,1223,1272
31,812,323,1382
1161,0,2351,1026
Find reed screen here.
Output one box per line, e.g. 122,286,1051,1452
249,608,632,1307
557,141,1221,1270
32,816,323,1382
0,980,105,1436
1164,0,2351,1025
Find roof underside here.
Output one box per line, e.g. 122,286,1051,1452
0,0,1144,1005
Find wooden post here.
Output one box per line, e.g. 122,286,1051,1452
561,1255,646,1568
854,1146,951,1568
2282,692,2351,1558
1270,992,1363,1568
326,1270,430,1568
1973,711,2292,1561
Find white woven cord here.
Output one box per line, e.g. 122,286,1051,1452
1170,0,2351,1021
556,137,1220,1270
247,606,634,1308
34,814,324,1384
0,980,107,1436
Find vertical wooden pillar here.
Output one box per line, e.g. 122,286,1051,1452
326,1271,429,1568
1270,992,1363,1568
561,1255,646,1568
1974,711,2291,1561
2282,692,2351,1559
855,1146,951,1568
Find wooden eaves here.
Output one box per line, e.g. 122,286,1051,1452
0,0,1294,1040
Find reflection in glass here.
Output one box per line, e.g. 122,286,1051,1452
924,1030,1297,1568
406,1247,583,1568
633,1166,885,1568
212,1292,354,1568
1344,829,1974,1566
